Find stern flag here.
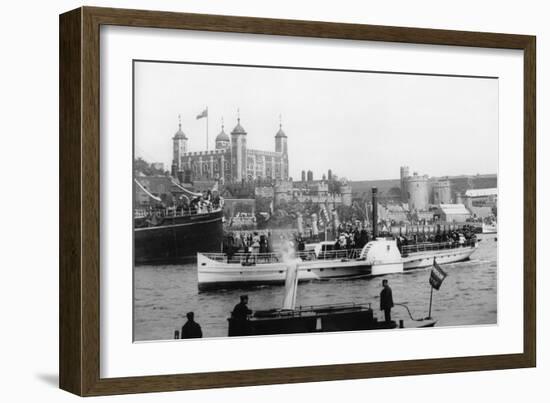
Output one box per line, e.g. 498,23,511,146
429,258,448,290
196,108,208,120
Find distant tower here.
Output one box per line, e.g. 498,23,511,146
275,115,288,154
215,119,230,150
307,170,313,182
231,111,247,182
407,172,429,211
433,180,452,205
400,166,410,202
275,115,289,180
328,169,332,181
171,115,188,177
301,170,306,182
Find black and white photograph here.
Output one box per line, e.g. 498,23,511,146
133,60,498,341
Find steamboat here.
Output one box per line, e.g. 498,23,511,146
134,179,224,265
197,188,478,290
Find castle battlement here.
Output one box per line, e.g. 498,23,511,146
247,149,284,157
182,149,227,157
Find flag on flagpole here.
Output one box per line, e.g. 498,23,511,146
429,258,448,290
196,108,208,120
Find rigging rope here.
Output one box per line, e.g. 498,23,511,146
134,179,162,202
394,303,426,322
169,178,203,198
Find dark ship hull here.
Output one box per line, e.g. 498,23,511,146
134,210,223,265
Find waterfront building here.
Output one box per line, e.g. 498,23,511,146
274,179,352,208
436,204,471,222
461,188,498,208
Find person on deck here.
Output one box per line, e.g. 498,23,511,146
230,295,252,336
180,312,203,339
380,279,394,324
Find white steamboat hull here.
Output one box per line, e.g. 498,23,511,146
197,255,371,290
403,245,477,270
197,243,478,290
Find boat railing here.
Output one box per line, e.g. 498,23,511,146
134,206,221,219
316,248,364,260
400,239,476,255
252,301,372,318
201,248,365,265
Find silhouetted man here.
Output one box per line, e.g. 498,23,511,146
380,279,394,324
180,312,202,339
230,295,252,336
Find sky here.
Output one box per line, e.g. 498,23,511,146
134,61,498,181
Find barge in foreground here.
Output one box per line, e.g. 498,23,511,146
227,260,436,337
228,301,436,336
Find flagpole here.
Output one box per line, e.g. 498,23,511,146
427,256,436,319
427,286,434,319
206,106,209,151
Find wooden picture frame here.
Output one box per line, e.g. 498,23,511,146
59,6,536,396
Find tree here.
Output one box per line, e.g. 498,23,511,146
134,157,168,176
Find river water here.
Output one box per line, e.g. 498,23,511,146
134,234,497,341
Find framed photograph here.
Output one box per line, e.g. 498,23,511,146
59,6,536,396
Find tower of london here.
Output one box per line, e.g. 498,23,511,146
171,114,289,184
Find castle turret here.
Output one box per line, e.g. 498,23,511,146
230,112,247,182
274,180,292,205
432,179,452,204
406,172,429,211
171,115,188,177
275,116,289,180
275,122,288,154
400,166,409,202
215,119,230,150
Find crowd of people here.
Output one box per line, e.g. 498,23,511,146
221,221,478,261
178,189,223,215
395,226,477,253
222,231,274,260
332,223,371,250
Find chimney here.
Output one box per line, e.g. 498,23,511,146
372,187,378,238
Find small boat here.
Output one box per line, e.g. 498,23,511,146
482,221,498,234
227,260,436,337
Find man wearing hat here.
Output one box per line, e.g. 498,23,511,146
380,279,394,324
230,295,252,336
